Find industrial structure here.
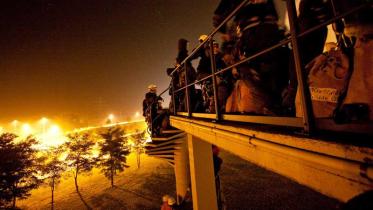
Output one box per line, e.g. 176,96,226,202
145,1,373,209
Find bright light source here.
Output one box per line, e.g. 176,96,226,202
48,125,60,136
0,126,3,133
11,120,19,133
40,117,48,125
22,123,32,136
108,114,115,121
11,120,18,126
39,117,49,134
38,124,66,148
135,112,140,118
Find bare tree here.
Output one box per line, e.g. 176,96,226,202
98,127,130,187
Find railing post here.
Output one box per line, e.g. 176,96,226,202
171,77,177,115
209,38,220,121
150,107,153,137
286,0,314,134
184,63,192,117
330,0,338,16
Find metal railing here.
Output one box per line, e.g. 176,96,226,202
162,0,372,135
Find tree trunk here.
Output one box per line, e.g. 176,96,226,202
51,178,55,210
74,171,79,192
137,150,141,168
12,196,16,209
12,184,17,208
111,167,114,187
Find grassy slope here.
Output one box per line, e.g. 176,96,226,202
18,153,175,210
18,148,342,210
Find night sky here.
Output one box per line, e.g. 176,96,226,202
0,0,219,123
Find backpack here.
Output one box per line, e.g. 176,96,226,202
225,79,271,114
295,44,351,118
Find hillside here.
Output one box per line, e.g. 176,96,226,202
18,153,175,210
18,149,341,210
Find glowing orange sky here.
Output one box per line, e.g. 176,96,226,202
0,0,218,123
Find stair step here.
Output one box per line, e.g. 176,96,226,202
146,139,182,148
146,144,177,152
146,150,176,155
152,132,185,141
148,154,174,159
162,129,182,134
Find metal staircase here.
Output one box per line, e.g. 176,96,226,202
145,127,185,166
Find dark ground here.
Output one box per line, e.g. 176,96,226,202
219,151,342,210
136,150,342,210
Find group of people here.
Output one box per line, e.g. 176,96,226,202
143,0,372,136
140,0,372,208
167,0,372,121
143,0,371,136
169,34,234,114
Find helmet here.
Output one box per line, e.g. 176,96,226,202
168,197,176,205
148,84,157,91
162,194,170,202
198,34,208,42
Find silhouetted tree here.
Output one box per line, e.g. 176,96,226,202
0,133,42,209
64,133,95,192
40,147,66,210
98,127,130,187
131,130,147,169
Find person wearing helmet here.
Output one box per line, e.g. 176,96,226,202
143,84,157,119
160,194,172,210
167,197,178,210
189,35,214,112
191,35,231,113
175,38,197,112
191,34,211,78
198,34,208,43
213,0,290,115
143,84,163,136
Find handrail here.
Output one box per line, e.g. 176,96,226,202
171,2,370,94
297,3,369,39
168,0,251,77
158,85,170,99
153,0,372,136
173,38,292,93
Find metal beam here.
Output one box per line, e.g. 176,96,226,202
222,114,303,128
188,134,218,210
177,112,304,127
171,117,373,202
174,135,190,204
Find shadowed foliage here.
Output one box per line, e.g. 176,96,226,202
39,147,66,210
130,129,147,169
98,127,130,187
0,133,42,209
64,132,95,209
